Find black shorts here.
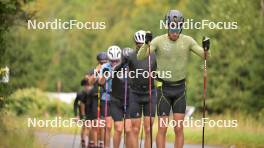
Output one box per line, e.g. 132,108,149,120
110,97,130,122
100,100,111,118
85,104,94,120
85,97,97,120
128,89,157,118
157,80,186,116
90,98,111,119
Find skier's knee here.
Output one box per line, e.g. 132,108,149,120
143,125,151,134
124,125,132,133
158,126,167,135
133,127,140,134
115,125,123,133
107,126,112,130
174,126,183,135
106,122,112,129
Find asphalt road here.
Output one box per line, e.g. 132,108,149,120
35,132,223,148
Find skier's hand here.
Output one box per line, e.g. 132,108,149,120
145,31,153,44
91,64,102,82
202,36,210,51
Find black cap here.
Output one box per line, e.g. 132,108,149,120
96,52,108,61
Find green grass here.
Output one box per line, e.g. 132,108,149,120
0,113,43,148
163,113,264,148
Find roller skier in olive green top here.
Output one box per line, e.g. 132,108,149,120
137,10,211,148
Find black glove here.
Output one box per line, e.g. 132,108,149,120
202,36,210,51
145,32,153,44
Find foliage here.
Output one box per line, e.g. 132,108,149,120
0,0,34,109
5,88,72,116
0,0,263,115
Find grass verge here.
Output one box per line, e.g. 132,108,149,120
0,113,43,148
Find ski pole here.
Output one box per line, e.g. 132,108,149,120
97,86,101,147
202,36,210,148
147,43,153,148
104,81,109,147
123,66,128,148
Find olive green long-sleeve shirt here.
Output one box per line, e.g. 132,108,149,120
137,34,210,81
